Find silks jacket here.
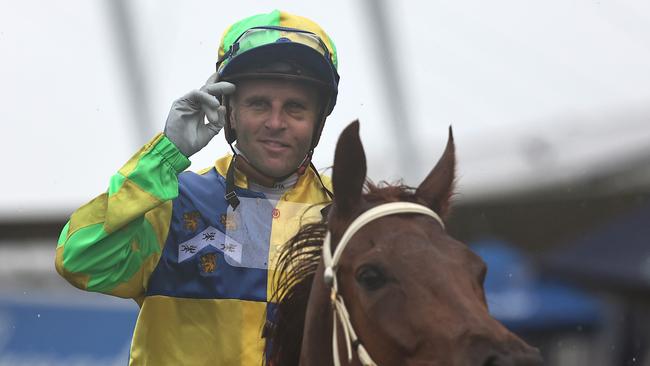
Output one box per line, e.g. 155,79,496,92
55,133,332,365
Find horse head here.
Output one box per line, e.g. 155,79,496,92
302,121,542,366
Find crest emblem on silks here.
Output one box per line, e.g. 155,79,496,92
183,211,201,232
199,253,217,273
220,213,238,231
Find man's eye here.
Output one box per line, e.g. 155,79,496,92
248,100,268,109
287,102,306,112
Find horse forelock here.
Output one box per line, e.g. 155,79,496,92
365,180,421,204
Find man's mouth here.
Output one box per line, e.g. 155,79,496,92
260,139,290,151
260,140,289,148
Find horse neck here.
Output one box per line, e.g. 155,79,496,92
299,261,335,366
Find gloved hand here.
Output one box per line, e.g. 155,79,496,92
164,73,236,157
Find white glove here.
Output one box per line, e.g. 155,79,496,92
164,73,236,157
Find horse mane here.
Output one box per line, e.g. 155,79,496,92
266,181,419,366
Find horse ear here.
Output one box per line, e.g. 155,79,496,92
416,126,456,218
332,120,366,216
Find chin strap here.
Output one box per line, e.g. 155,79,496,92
234,154,279,188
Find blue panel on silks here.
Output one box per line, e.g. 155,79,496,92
146,192,275,302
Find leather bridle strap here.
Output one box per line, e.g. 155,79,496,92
322,202,445,366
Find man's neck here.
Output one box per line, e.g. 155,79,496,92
233,145,298,190
248,174,298,201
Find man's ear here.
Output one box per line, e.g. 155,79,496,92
226,95,236,126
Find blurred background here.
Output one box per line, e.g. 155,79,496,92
1,0,649,364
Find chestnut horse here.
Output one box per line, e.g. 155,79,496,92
266,121,542,366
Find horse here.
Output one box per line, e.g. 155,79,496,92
266,121,543,366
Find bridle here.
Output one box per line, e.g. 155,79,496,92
322,202,445,366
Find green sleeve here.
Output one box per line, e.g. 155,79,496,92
55,133,190,299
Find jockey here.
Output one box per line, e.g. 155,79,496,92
55,9,339,365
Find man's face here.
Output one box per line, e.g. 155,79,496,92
230,79,321,179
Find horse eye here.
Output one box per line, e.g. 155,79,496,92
355,265,387,291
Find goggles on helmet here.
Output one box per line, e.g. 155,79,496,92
217,26,336,82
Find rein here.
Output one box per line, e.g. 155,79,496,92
322,202,445,366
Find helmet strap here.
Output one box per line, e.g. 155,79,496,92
308,96,332,148
223,95,237,145
296,150,313,176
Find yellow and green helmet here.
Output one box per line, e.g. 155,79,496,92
216,10,340,118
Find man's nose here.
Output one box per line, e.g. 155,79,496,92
265,108,286,130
